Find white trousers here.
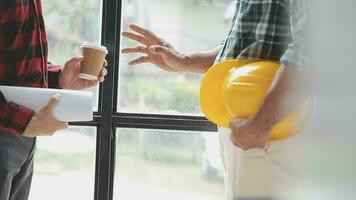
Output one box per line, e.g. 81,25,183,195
218,127,306,200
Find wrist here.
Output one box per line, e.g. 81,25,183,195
180,54,195,71
185,48,219,73
181,53,210,73
23,116,38,136
250,114,275,135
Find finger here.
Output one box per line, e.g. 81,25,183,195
98,75,105,81
98,76,105,83
50,121,68,134
129,24,158,41
57,121,68,130
87,80,99,88
122,32,149,46
47,130,56,136
230,129,253,148
128,56,150,65
45,94,61,111
231,139,249,150
103,59,108,67
98,72,106,82
240,145,251,151
230,134,249,150
100,67,107,76
121,46,147,54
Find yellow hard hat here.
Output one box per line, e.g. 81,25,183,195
200,59,311,140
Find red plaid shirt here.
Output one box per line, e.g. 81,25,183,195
0,0,61,136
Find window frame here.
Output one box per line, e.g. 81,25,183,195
70,0,217,199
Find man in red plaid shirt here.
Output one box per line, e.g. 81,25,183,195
0,0,107,199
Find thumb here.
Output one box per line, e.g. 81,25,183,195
65,56,84,67
229,118,249,129
45,94,61,111
71,56,84,62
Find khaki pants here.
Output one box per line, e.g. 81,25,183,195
218,127,306,200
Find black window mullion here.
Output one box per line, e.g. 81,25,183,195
94,0,120,199
95,0,218,199
113,113,217,132
69,114,101,127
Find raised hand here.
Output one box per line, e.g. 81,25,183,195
121,24,188,72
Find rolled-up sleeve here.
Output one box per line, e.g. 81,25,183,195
47,63,62,89
0,91,34,136
280,0,310,70
239,0,292,61
219,0,293,62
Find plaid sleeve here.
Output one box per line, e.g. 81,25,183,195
0,91,34,136
219,0,292,62
238,0,292,61
47,63,62,89
280,0,310,70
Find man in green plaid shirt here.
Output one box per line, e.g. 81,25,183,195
122,0,310,199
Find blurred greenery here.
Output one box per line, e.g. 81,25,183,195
119,76,200,113
42,0,102,65
35,150,94,173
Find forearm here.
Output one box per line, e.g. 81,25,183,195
181,46,221,73
251,65,311,130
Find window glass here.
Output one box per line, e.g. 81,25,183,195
29,127,97,200
119,0,234,115
114,128,224,200
42,0,103,111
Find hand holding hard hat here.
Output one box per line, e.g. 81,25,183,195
200,60,311,140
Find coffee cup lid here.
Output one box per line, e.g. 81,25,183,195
81,42,108,54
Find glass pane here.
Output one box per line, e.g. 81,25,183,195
114,128,224,200
42,0,103,111
29,127,96,200
118,0,234,114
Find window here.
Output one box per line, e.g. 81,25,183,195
118,0,231,115
31,0,234,200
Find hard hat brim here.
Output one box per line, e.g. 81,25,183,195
199,59,255,128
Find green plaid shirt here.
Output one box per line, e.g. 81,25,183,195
217,0,309,69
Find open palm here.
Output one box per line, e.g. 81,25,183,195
121,24,187,72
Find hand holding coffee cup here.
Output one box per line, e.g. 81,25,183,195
79,43,108,81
